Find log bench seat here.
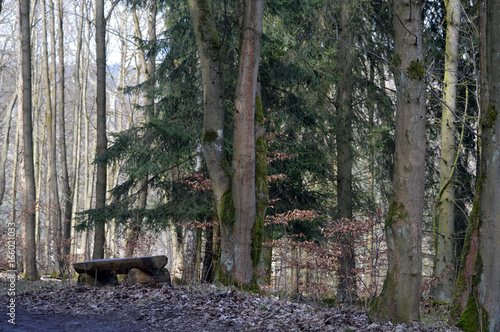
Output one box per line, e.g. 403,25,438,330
73,255,171,286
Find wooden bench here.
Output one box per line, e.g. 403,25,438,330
73,255,171,286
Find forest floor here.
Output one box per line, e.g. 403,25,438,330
0,274,462,332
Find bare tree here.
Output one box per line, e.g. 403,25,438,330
0,92,16,206
19,0,38,280
93,0,107,260
56,0,72,273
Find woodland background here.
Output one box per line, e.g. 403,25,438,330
1,0,499,329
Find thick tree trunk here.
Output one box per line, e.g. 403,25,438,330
20,0,38,280
230,0,264,286
187,0,232,278
93,0,107,260
370,0,426,322
335,0,356,303
188,0,265,286
452,1,500,330
187,0,230,208
230,0,261,285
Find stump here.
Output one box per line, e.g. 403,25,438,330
73,255,170,286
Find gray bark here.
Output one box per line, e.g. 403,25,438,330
0,92,16,206
182,227,199,285
20,0,38,280
453,1,500,330
335,0,356,303
93,0,107,260
188,0,265,286
56,0,72,273
370,0,426,322
230,0,264,285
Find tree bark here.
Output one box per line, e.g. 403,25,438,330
47,0,63,273
56,0,72,274
187,0,232,278
452,1,500,330
182,227,199,285
0,92,16,206
188,0,265,286
93,0,107,260
126,1,157,257
370,0,426,322
20,0,38,280
187,0,230,209
254,80,268,283
202,225,214,282
230,0,264,285
335,0,356,304
81,0,93,261
432,0,461,303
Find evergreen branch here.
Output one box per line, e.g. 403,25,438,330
297,34,390,66
297,14,390,66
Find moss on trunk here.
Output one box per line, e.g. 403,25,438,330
219,190,235,227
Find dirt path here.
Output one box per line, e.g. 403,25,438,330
1,296,238,332
0,281,461,332
0,308,151,332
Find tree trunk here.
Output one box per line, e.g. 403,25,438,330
81,1,92,261
254,80,268,286
187,0,232,277
55,0,72,274
70,0,84,259
370,0,426,322
93,0,107,260
20,0,38,280
0,92,16,206
335,0,356,304
46,0,63,274
452,1,500,330
188,0,265,286
187,0,230,208
432,0,461,303
126,1,157,257
230,0,264,285
202,225,214,282
182,226,199,285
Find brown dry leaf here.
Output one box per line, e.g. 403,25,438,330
0,279,462,332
